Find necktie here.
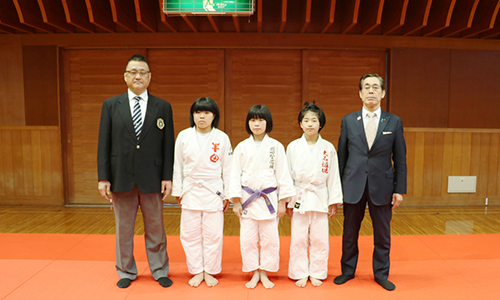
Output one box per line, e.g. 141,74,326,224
132,96,142,140
366,112,376,149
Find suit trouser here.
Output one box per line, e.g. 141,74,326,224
112,185,169,280
340,185,392,280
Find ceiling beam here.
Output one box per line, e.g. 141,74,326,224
341,0,360,34
86,0,115,33
461,0,500,38
181,15,198,32
441,0,479,37
110,0,136,32
422,0,456,37
0,23,15,33
61,0,94,33
134,0,157,32
279,0,287,33
232,15,240,33
207,15,219,33
359,0,384,35
382,0,409,35
38,0,74,33
13,0,55,33
321,0,336,34
159,0,177,33
300,0,312,33
480,21,500,39
401,0,433,36
480,4,500,38
0,0,35,33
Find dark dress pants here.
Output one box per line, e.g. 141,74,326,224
340,184,392,280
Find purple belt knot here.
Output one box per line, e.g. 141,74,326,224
241,186,277,214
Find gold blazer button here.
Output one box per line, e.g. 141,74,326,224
136,145,140,149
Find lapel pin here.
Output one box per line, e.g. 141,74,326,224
357,116,361,121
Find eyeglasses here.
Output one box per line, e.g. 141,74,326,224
362,84,381,91
125,70,150,76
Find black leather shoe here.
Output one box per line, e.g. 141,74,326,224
333,274,354,285
158,277,173,288
117,278,131,288
375,278,395,291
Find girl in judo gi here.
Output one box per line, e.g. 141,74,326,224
286,102,343,287
172,97,233,287
229,104,296,289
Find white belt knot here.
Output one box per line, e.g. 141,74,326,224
295,181,327,213
195,180,205,188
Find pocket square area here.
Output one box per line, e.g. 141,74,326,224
383,131,392,135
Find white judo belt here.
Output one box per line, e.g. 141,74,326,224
181,177,225,199
295,182,327,214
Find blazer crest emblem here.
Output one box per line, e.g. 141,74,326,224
157,118,165,130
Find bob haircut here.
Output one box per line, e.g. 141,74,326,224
189,97,220,128
298,101,326,132
359,73,385,91
245,104,273,135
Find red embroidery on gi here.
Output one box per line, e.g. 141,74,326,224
210,153,219,163
321,150,329,174
210,142,220,163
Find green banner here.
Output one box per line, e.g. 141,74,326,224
164,0,254,15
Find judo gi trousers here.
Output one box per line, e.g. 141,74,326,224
240,217,280,272
180,209,224,275
288,211,329,280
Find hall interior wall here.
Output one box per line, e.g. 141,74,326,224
0,33,498,206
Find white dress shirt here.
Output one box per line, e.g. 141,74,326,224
128,89,148,125
362,107,381,133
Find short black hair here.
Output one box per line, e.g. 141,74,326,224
189,97,220,128
245,104,273,134
359,73,385,91
126,54,150,70
298,101,326,132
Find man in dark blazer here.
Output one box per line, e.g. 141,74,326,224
97,54,175,289
334,73,407,291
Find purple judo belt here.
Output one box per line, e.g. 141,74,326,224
241,186,277,214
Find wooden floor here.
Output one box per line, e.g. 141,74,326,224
1,205,499,236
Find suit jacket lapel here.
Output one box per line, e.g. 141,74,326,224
117,93,137,141
372,111,390,148
354,110,369,150
140,94,158,141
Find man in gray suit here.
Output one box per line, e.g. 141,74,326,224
334,73,407,291
97,54,175,288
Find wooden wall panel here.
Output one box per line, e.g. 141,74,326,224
23,46,59,126
147,49,225,138
303,50,386,146
228,49,303,147
403,128,500,206
390,48,451,128
0,127,63,205
391,48,500,129
449,50,500,128
0,44,25,126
